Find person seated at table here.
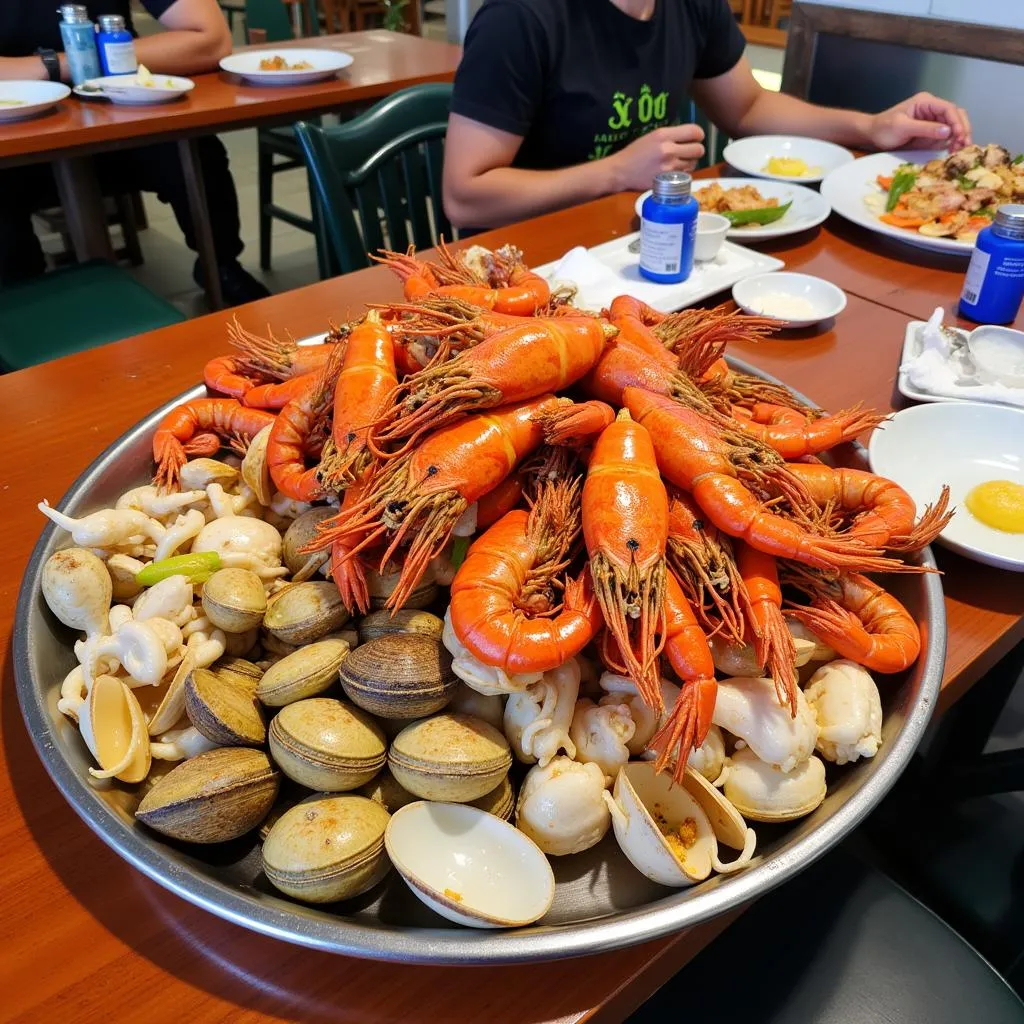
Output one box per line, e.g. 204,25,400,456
0,0,269,305
442,0,973,229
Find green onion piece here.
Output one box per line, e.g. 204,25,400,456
721,200,792,227
886,169,918,212
449,536,471,572
1013,154,1024,166
135,551,222,587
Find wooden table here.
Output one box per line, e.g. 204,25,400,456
0,31,460,307
3,195,1023,1023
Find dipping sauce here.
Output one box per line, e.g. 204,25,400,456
965,479,1024,533
747,292,820,321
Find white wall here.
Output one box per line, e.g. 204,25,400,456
797,0,1024,30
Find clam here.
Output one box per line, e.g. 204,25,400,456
789,619,838,663
358,766,418,814
366,566,437,610
78,674,151,783
262,793,390,903
268,698,386,791
263,582,349,645
136,746,279,843
184,667,266,746
470,775,515,821
803,659,882,765
147,652,196,736
241,424,274,507
256,637,350,707
340,634,456,719
516,756,610,856
41,547,112,638
389,713,512,802
606,762,755,887
212,656,264,695
106,553,145,602
709,630,817,677
447,682,505,731
281,507,334,581
724,747,827,822
201,568,267,633
357,608,444,645
386,802,554,928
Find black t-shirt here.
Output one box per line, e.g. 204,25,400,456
0,0,175,56
451,0,746,170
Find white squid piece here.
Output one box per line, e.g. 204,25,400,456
153,509,207,563
515,756,611,856
150,725,218,762
76,618,181,687
132,574,194,627
39,501,166,549
441,608,543,696
191,515,285,579
804,660,883,765
569,698,635,784
116,485,207,522
503,658,581,766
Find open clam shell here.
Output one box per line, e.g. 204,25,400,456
80,674,151,783
241,424,274,507
385,802,554,928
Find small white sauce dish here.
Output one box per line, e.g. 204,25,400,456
967,325,1024,388
732,272,847,328
694,213,730,262
384,801,555,929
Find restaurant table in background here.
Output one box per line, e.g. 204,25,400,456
0,30,460,309
3,185,1024,1023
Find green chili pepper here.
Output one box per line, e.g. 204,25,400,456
449,536,471,571
721,201,792,227
1013,154,1024,166
957,175,974,191
135,551,222,587
886,168,918,212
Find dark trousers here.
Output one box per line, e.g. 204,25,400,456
0,136,244,286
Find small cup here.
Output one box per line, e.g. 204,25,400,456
694,213,730,262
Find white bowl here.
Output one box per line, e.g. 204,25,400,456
968,325,1024,388
723,136,854,184
384,801,555,928
0,80,70,122
868,401,1024,571
78,74,194,105
694,213,730,262
732,272,847,328
220,48,353,86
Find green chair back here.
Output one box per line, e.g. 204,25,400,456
295,83,453,276
244,0,319,41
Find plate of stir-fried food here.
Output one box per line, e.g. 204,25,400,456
219,48,353,85
822,144,1024,254
635,178,831,240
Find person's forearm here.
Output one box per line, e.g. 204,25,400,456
731,91,874,149
134,30,230,76
0,55,69,81
446,157,624,229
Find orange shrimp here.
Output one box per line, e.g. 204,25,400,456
371,316,615,449
449,480,603,673
657,304,780,366
152,399,276,491
582,409,670,709
608,295,668,327
203,355,269,400
476,473,525,529
310,396,591,611
623,386,908,574
608,310,677,368
783,569,921,673
784,463,953,552
666,490,746,644
228,318,343,382
381,298,524,347
734,541,797,715
649,571,718,784
242,371,320,410
730,402,887,458
327,478,372,615
317,310,397,491
697,355,817,416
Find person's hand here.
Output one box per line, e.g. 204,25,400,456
868,92,972,152
607,124,706,192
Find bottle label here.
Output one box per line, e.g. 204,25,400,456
102,40,138,74
640,220,684,275
960,248,990,306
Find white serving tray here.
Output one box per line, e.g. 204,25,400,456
532,232,784,313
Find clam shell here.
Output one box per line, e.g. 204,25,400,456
682,766,751,851
268,698,386,791
358,766,418,814
264,582,350,645
201,568,267,634
340,634,456,720
147,652,195,736
366,567,437,610
385,802,554,928
470,775,515,821
136,747,279,843
388,713,512,802
282,507,335,578
241,424,274,507
724,747,827,823
184,667,266,747
262,793,390,903
212,656,264,696
357,609,444,645
80,674,151,783
256,637,350,707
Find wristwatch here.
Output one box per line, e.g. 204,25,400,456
36,48,61,83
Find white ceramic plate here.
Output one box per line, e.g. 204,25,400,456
732,271,847,328
723,136,854,184
75,74,194,105
821,149,977,256
869,401,1024,571
220,48,353,85
635,177,831,240
0,80,70,122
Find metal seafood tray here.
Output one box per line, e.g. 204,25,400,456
14,360,945,965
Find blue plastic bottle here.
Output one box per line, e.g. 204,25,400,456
96,14,138,76
57,4,101,86
639,171,698,284
959,205,1024,325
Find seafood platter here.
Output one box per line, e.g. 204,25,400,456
16,241,946,963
